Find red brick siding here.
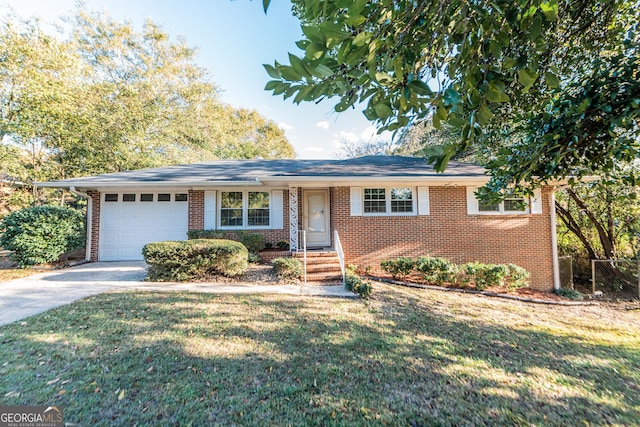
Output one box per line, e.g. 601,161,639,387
188,190,205,230
86,190,101,262
330,186,555,291
187,190,290,247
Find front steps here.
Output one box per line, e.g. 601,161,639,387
292,250,343,285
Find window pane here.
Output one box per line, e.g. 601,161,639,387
248,192,269,226
175,193,188,202
221,192,243,208
364,188,386,213
158,194,171,202
504,198,526,212
140,194,154,202
220,209,243,226
248,192,269,209
123,194,136,202
479,200,500,211
221,192,243,226
104,194,118,202
391,188,413,213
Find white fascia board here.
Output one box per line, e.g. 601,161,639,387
261,176,491,187
35,180,263,190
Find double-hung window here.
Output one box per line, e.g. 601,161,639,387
220,191,270,228
363,187,415,215
478,195,527,213
468,187,542,215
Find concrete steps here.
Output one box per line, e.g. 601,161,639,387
292,250,343,285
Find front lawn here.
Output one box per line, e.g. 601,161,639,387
1,284,638,426
0,268,39,282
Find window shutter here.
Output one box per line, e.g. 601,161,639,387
350,187,362,216
204,191,217,229
271,190,284,229
531,189,543,214
466,187,479,214
417,187,430,215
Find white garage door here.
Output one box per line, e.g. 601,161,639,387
99,192,189,261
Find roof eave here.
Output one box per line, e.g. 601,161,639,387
34,180,263,189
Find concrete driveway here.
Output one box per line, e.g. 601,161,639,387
0,261,148,326
0,261,354,326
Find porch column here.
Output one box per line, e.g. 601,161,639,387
289,186,299,251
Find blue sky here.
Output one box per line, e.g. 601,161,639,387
2,0,385,159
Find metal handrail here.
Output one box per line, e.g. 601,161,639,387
334,229,346,285
299,230,307,285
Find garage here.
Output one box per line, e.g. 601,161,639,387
99,191,189,261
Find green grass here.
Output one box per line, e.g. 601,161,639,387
0,268,39,282
1,283,639,426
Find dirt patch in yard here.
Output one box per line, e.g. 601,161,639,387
193,263,285,286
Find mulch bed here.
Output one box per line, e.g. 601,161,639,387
367,272,586,305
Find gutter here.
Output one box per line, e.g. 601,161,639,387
549,190,561,291
69,186,92,262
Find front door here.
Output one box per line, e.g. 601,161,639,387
303,189,330,247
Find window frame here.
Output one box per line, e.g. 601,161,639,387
362,187,417,216
218,190,272,229
469,187,538,215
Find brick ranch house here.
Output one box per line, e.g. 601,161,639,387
38,156,565,291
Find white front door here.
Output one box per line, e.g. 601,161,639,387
303,189,330,247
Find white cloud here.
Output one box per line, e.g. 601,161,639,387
278,122,294,131
316,120,330,130
334,126,385,146
305,146,324,152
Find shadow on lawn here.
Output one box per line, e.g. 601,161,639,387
0,289,638,426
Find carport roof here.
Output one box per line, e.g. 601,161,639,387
37,156,489,188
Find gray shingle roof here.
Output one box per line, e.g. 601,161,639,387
37,156,488,188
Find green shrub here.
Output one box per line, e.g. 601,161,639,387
554,287,585,300
381,257,415,279
345,269,373,299
460,262,528,290
142,239,248,281
415,256,458,285
0,205,85,267
504,263,530,290
187,229,224,239
235,231,265,254
276,240,290,250
272,257,302,281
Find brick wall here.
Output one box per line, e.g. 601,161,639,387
188,190,205,230
330,186,555,291
187,190,290,246
86,190,101,262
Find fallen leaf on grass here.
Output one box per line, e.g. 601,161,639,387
118,389,126,401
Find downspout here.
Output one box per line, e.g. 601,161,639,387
69,186,92,262
549,189,561,290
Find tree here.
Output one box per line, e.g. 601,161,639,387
555,167,640,261
0,8,295,207
264,0,639,191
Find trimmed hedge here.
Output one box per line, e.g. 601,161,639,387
272,257,303,282
0,205,85,267
345,265,373,299
380,257,414,279
381,256,530,291
415,256,459,285
187,229,265,255
142,239,248,281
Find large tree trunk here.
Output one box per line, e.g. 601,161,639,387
565,188,617,259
